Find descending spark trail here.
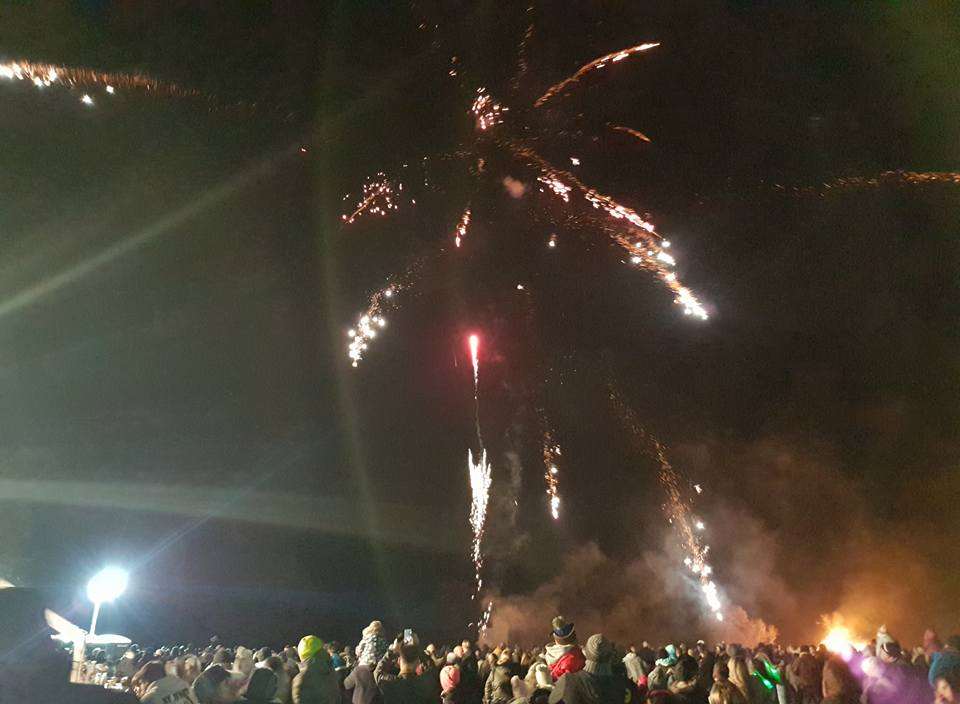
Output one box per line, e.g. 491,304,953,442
541,429,562,520
534,42,660,107
346,256,428,366
774,170,960,196
0,60,199,100
608,123,652,143
508,141,709,319
342,174,404,224
610,389,725,623
453,207,472,247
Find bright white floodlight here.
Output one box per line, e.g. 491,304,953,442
86,567,128,635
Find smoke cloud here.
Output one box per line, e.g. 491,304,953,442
482,434,959,647
502,176,527,199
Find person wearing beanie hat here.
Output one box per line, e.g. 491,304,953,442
441,664,462,704
860,629,929,704
930,636,960,688
548,634,636,704
621,649,646,688
543,617,585,682
357,622,389,669
293,636,339,704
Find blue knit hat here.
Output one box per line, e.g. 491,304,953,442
552,616,575,640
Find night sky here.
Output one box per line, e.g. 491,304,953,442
1,1,959,647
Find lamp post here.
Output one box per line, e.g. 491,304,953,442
86,566,128,636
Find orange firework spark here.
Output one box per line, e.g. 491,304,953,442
610,389,725,622
0,60,199,100
608,123,652,143
508,141,708,319
775,170,960,197
346,255,427,367
453,207,472,247
541,429,562,520
342,174,404,225
534,42,660,107
472,88,507,131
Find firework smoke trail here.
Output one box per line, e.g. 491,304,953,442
534,42,660,107
507,141,709,319
466,334,494,634
342,174,405,225
469,334,480,397
0,60,200,101
609,388,725,623
468,333,484,447
541,427,562,520
608,123,652,143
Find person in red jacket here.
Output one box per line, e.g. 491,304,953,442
543,617,585,681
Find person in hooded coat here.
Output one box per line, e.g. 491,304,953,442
543,618,585,682
485,650,516,704
786,646,821,704
548,634,636,704
243,668,280,704
293,636,340,704
459,641,483,704
345,662,383,704
669,655,706,704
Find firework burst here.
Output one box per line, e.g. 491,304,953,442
534,42,660,107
